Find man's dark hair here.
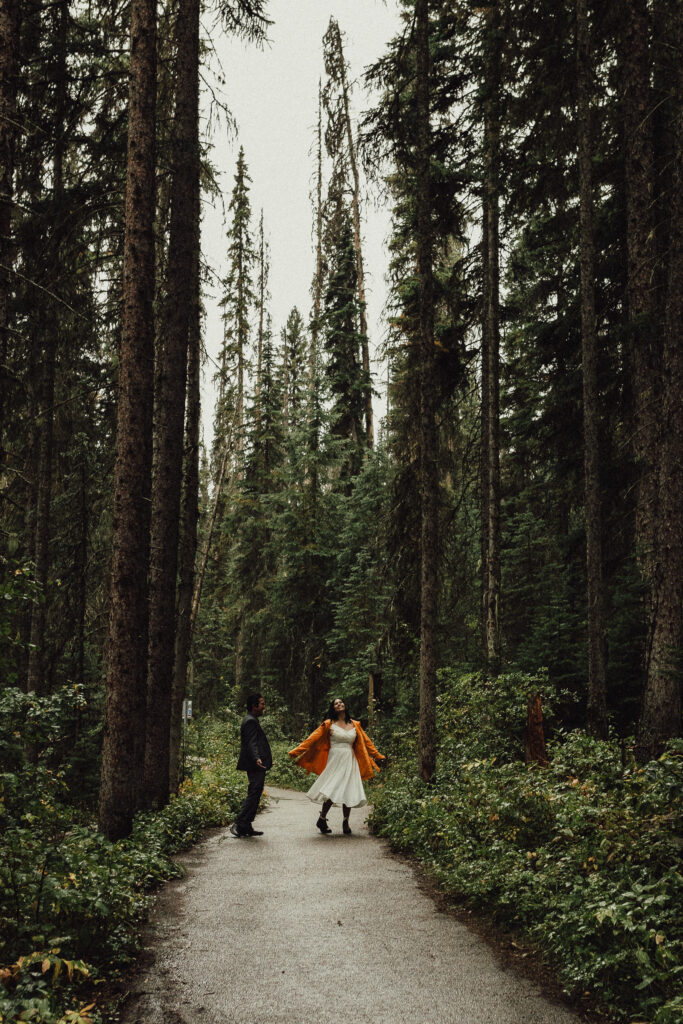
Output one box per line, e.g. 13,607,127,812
326,698,351,723
246,693,263,712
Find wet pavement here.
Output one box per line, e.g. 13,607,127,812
121,786,581,1024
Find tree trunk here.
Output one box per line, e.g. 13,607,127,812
236,273,245,465
524,693,549,767
621,0,660,593
481,3,502,674
480,195,490,661
170,186,201,795
415,0,438,783
26,330,56,694
0,0,19,463
637,4,683,760
27,0,68,695
144,0,198,810
576,0,608,738
75,458,88,692
99,0,157,840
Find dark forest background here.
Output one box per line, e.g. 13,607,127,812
2,0,680,810
0,1,681,1019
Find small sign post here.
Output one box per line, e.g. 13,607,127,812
181,699,193,780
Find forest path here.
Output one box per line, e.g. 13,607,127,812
121,786,580,1024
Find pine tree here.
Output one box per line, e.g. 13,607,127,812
281,307,308,424
637,1,683,759
321,200,366,475
576,0,608,738
620,0,659,595
479,2,503,673
144,0,200,809
322,17,373,445
310,83,325,391
0,0,19,461
99,0,157,840
215,146,256,472
414,0,438,783
364,0,470,773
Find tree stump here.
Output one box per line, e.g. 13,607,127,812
524,692,549,767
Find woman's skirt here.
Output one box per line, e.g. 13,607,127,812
306,740,367,808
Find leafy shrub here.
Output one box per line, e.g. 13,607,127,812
184,709,310,791
370,668,683,1023
267,740,311,791
0,704,248,1024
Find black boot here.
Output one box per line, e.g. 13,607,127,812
342,819,352,835
316,815,332,834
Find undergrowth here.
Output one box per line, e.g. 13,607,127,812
369,669,683,1024
0,691,245,1024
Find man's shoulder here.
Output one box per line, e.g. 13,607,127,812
241,713,256,728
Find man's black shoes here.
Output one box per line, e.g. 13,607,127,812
230,823,264,837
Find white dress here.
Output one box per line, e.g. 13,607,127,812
306,723,367,808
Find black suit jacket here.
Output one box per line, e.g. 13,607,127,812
237,713,273,772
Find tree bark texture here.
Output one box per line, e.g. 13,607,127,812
481,3,502,673
26,330,56,694
576,0,608,739
99,0,156,840
170,191,201,794
144,0,198,810
637,4,683,759
0,0,19,462
480,195,490,660
524,693,549,767
27,0,68,696
415,0,438,783
75,459,88,692
621,0,660,589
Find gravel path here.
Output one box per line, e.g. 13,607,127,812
122,786,581,1024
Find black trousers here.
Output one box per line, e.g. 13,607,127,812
235,768,266,830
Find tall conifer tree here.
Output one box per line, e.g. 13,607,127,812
144,0,200,808
321,200,366,473
414,0,438,782
99,0,157,840
576,0,608,738
323,17,374,446
215,146,256,471
480,2,502,673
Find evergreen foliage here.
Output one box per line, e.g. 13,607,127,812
371,670,683,1024
0,0,681,1019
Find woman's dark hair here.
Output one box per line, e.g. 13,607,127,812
326,698,351,723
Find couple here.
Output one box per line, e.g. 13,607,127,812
229,693,385,838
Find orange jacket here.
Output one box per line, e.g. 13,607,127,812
288,720,385,781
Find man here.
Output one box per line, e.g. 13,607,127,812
230,693,272,838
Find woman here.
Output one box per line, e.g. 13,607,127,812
288,698,385,835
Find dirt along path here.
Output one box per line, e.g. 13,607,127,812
121,786,581,1024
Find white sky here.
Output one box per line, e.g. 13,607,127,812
199,0,403,446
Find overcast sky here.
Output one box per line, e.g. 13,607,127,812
199,0,403,445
